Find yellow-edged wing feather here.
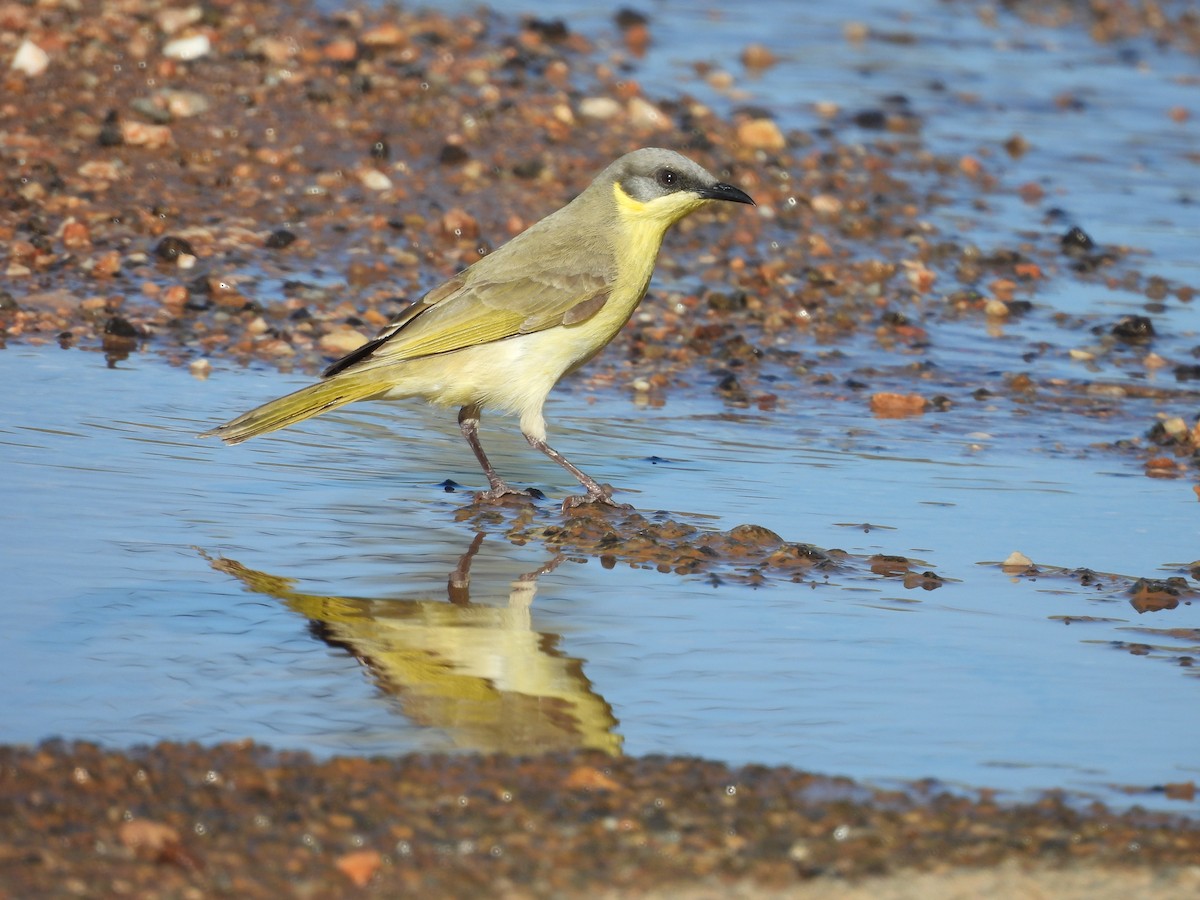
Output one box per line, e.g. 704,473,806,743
326,267,611,376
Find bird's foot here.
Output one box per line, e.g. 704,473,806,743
561,485,632,513
474,483,546,505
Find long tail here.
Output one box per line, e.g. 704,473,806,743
199,373,384,444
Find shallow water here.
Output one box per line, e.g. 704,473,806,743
3,345,1197,812
5,0,1200,815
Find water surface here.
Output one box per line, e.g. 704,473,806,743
4,346,1196,812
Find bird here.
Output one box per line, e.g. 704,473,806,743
200,147,755,509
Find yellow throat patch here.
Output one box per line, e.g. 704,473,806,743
613,181,709,232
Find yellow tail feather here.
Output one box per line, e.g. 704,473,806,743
199,374,384,444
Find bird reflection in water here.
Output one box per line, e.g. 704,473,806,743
204,533,621,755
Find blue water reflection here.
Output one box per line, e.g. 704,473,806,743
2,346,1197,812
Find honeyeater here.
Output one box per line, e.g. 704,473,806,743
201,147,755,509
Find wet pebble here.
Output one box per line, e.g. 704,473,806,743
869,392,926,417
1111,315,1155,342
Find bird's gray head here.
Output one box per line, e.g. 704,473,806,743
605,148,755,209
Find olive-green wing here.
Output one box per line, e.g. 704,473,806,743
326,269,610,377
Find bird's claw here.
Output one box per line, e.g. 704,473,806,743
475,485,546,504
561,486,632,513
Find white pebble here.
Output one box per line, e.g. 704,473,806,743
163,34,211,61
359,169,393,191
579,97,621,120
11,39,49,77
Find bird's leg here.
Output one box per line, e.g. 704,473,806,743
525,435,632,512
458,406,538,502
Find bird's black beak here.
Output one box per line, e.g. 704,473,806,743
699,182,756,206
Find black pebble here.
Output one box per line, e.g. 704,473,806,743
265,229,296,249
615,8,648,28
98,110,123,147
438,144,470,165
1060,226,1094,255
1111,315,1154,342
154,235,195,262
103,316,139,338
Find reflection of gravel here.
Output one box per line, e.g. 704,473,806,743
5,741,1200,897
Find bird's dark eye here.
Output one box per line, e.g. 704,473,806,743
656,167,678,188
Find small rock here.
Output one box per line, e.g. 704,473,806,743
10,39,49,77
869,392,926,418
614,8,648,29
189,358,212,379
810,194,843,217
706,69,735,91
162,285,190,308
843,21,869,43
61,221,91,250
97,111,123,147
563,765,622,792
627,96,667,130
163,89,210,118
121,121,173,149
440,208,478,240
155,236,196,262
320,328,369,357
264,229,296,249
163,34,211,61
1060,226,1094,255
959,155,983,178
78,160,123,181
323,37,358,63
622,22,650,55
157,7,203,35
358,169,393,191
903,261,937,293
1002,551,1033,570
1160,417,1189,439
104,316,140,339
740,43,777,69
737,117,785,151
579,96,621,120
438,143,470,166
335,850,382,889
91,251,122,278
248,36,296,63
361,23,408,47
1111,315,1154,342
984,299,1009,318
119,819,180,854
